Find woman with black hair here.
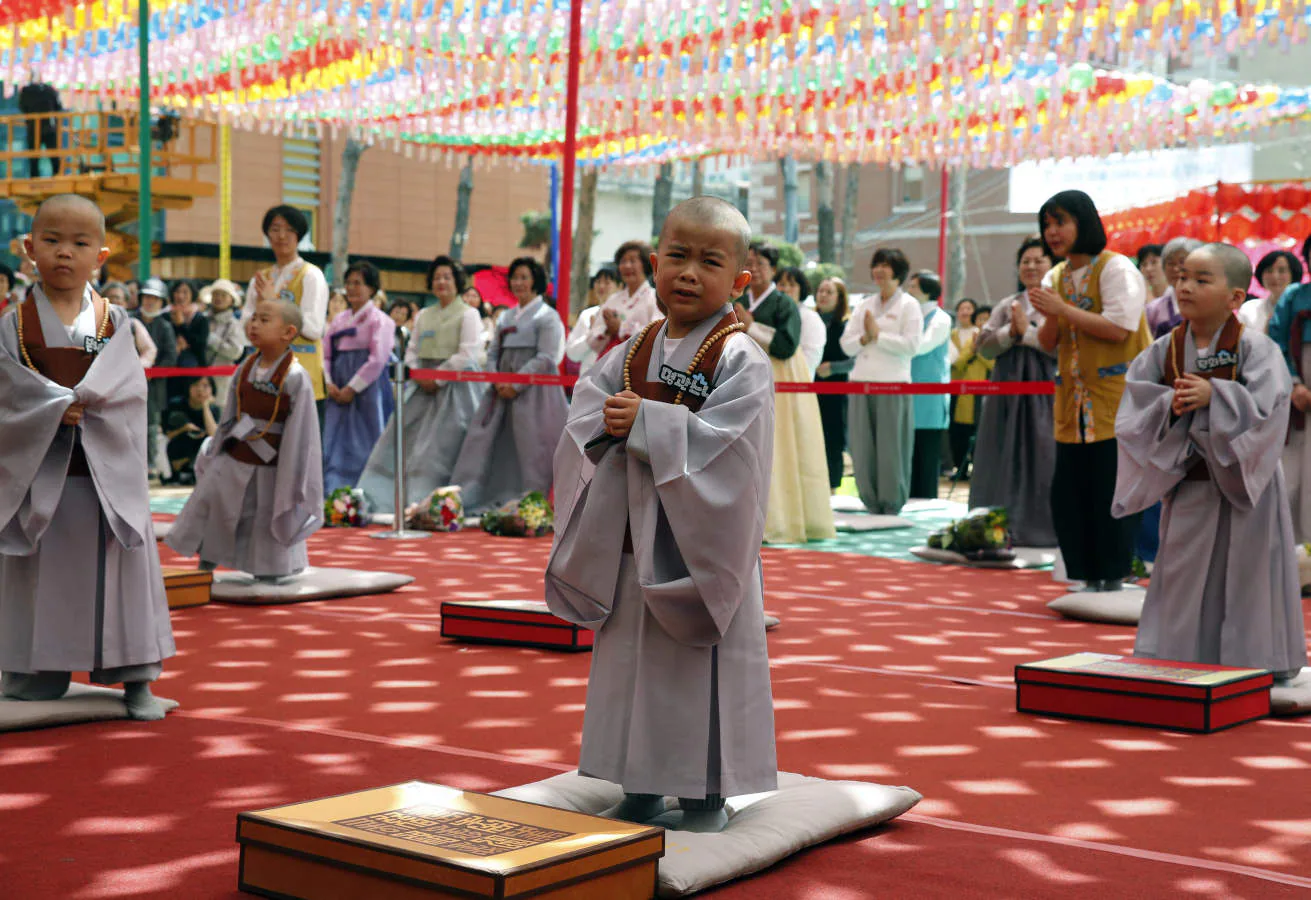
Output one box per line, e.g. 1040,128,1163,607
739,242,834,543
840,247,923,514
1239,249,1304,334
587,240,660,361
775,265,826,375
451,256,568,514
1030,190,1150,591
321,260,397,495
358,255,486,507
969,236,1058,547
246,204,330,410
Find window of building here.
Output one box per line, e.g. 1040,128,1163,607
894,165,927,212
282,137,321,249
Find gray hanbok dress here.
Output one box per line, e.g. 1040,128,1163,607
166,353,323,577
357,302,486,508
0,293,174,681
546,311,778,800
1114,327,1307,675
451,297,568,514
969,291,1058,546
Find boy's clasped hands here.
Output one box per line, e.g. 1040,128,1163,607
604,390,641,439
1171,374,1212,417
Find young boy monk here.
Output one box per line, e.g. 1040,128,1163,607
1114,243,1307,680
167,298,323,580
0,194,174,719
546,197,777,833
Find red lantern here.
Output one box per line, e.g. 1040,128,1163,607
1248,186,1277,214
1220,214,1255,243
1277,185,1310,212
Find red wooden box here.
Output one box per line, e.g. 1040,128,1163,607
441,600,594,652
1016,653,1272,733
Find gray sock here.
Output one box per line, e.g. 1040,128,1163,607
1,671,71,702
123,682,167,721
608,793,666,824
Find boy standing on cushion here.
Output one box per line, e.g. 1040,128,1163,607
1114,243,1306,680
167,299,323,581
0,195,174,719
546,197,777,833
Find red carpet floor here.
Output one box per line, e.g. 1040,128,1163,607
2,526,1310,898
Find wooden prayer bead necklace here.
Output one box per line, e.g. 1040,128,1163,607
14,292,111,372
234,355,284,445
623,318,745,406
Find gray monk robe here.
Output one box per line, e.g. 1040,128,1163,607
167,352,323,577
546,306,778,800
1114,316,1307,675
0,290,174,678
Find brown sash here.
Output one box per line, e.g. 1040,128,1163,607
19,294,116,477
624,310,740,414
1161,314,1242,481
224,353,295,466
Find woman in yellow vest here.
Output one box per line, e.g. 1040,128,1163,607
246,205,329,425
1030,190,1151,593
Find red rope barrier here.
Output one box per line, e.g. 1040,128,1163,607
144,365,1055,395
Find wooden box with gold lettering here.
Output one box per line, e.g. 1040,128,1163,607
163,567,212,609
236,781,663,899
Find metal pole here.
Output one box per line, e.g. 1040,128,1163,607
554,0,583,320
137,0,153,281
936,166,949,294
219,124,231,279
549,162,560,289
371,328,430,541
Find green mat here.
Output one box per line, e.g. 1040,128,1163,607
149,495,189,515
774,499,968,561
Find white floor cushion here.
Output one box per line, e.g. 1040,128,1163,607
495,771,920,898
0,683,179,732
212,567,413,605
763,614,780,631
834,513,913,533
829,495,865,513
154,521,172,542
1046,587,1146,625
1272,670,1311,717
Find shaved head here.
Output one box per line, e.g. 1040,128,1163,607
1196,243,1253,293
261,297,303,335
661,196,752,267
32,194,106,240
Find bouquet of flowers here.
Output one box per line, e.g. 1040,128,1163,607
406,485,464,533
926,506,1014,561
481,491,554,538
325,487,367,527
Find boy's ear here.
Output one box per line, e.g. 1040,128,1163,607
732,269,752,296
22,234,34,262
649,251,659,275
1230,288,1247,310
96,246,110,268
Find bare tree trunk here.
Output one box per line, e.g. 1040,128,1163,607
815,161,835,264
652,162,674,239
330,137,368,286
449,159,474,261
779,156,799,244
691,158,705,196
947,168,968,307
570,168,599,319
839,162,860,271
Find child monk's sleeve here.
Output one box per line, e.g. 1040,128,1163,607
268,367,325,544
545,339,630,628
1189,333,1292,511
0,314,77,551
1112,336,1195,518
623,335,773,646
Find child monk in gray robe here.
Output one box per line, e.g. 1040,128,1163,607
546,197,777,832
0,195,174,720
1114,243,1306,680
167,299,323,579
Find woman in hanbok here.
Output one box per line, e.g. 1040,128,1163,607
1265,237,1311,541
565,266,621,378
586,241,660,362
970,236,1057,546
737,243,834,543
322,261,396,496
357,256,485,508
450,257,568,515
949,300,994,477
